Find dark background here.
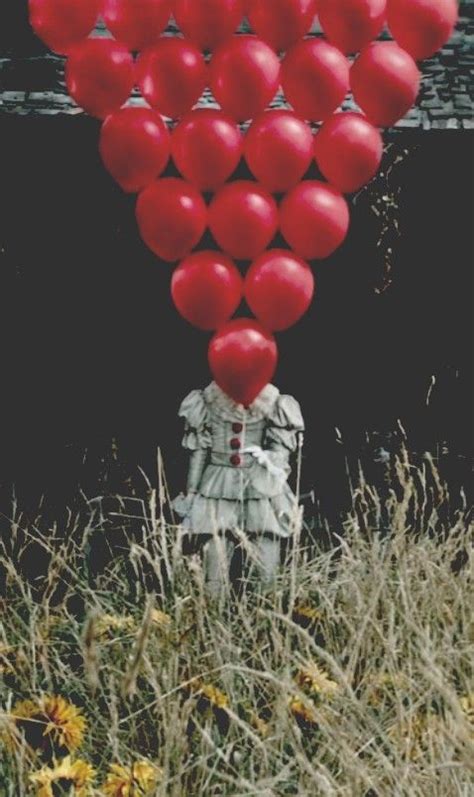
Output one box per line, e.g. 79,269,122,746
0,1,472,522
0,121,472,519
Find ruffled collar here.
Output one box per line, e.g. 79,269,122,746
204,382,280,422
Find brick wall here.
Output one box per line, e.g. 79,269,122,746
0,1,472,128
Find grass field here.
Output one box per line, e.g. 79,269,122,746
0,449,472,796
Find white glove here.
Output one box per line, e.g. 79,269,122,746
243,446,288,487
172,492,195,517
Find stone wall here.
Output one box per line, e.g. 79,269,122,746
0,1,472,128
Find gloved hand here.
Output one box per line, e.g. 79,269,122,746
243,445,288,487
243,445,267,465
172,492,195,517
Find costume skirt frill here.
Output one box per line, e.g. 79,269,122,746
173,459,301,538
174,488,300,538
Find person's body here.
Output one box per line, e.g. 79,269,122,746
173,381,304,595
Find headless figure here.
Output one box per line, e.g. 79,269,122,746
173,382,304,595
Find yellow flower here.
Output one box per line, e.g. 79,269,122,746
7,696,86,757
150,610,172,630
292,604,323,626
101,760,162,797
248,710,270,739
30,756,95,797
189,680,229,710
94,614,136,640
289,696,319,727
185,679,230,734
295,663,339,700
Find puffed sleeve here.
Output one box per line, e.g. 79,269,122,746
179,390,212,451
265,394,305,458
247,395,304,498
178,390,212,495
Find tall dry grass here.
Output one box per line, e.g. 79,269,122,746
0,450,472,796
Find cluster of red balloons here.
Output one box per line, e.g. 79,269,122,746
30,0,459,405
135,169,351,260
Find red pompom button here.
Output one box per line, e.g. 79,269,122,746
232,422,243,433
230,454,242,467
230,438,241,450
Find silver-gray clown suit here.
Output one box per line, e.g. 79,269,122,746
173,382,305,537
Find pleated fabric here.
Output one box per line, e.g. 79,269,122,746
173,382,304,538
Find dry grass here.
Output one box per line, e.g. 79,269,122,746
0,450,473,796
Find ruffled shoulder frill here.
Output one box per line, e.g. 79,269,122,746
271,394,305,432
203,381,280,422
179,389,212,450
265,394,305,453
179,389,209,429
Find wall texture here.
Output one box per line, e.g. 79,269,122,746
0,1,472,128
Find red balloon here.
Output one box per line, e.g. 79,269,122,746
314,112,383,193
172,109,243,191
209,181,279,260
247,0,317,52
29,0,101,54
210,35,281,122
172,251,243,330
65,39,135,119
245,249,314,331
280,180,350,260
244,110,314,193
103,0,172,52
209,319,278,406
282,39,350,122
387,0,458,61
136,178,207,262
351,42,420,126
99,108,170,193
174,0,244,51
137,38,206,119
318,0,387,55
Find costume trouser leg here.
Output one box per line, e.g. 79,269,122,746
204,534,281,594
204,535,235,596
252,535,281,587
